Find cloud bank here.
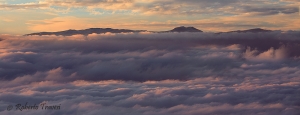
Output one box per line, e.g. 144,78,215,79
0,32,299,115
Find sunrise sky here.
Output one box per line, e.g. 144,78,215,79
1,1,300,115
0,0,300,35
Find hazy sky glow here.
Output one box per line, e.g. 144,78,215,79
0,0,300,34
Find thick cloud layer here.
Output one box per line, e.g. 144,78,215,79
0,32,300,115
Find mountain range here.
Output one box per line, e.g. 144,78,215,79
25,26,274,36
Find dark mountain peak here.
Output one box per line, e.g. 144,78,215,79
170,26,203,32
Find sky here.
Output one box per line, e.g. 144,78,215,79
0,0,300,35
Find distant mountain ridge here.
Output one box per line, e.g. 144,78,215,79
217,28,273,34
25,27,274,36
228,28,272,33
25,28,147,36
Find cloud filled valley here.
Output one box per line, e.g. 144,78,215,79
0,31,300,115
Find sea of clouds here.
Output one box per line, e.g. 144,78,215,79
0,32,299,115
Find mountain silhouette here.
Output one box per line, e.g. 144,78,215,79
25,28,146,36
169,26,203,32
222,28,273,34
24,27,276,36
